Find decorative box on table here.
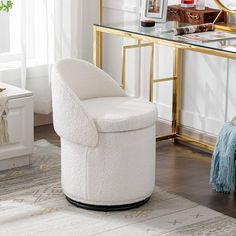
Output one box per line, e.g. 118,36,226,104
167,5,224,25
0,82,33,171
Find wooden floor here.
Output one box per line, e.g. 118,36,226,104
35,124,236,218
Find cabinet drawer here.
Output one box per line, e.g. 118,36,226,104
0,96,33,161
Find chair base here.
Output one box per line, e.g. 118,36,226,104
65,195,151,212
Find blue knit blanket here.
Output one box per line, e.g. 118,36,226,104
210,122,236,193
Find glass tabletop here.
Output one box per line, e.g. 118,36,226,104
95,21,236,55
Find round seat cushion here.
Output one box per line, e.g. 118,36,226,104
82,97,157,133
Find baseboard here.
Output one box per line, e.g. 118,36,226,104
0,155,31,171
156,103,223,136
156,119,217,148
34,113,53,127
180,124,216,146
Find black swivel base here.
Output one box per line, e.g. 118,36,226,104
65,195,150,212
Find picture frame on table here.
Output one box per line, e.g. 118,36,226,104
141,0,168,23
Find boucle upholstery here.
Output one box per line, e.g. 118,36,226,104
83,97,157,132
52,58,157,208
61,125,156,205
55,58,126,100
51,68,98,147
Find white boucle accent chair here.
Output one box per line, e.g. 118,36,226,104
51,58,157,211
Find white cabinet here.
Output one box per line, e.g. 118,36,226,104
0,82,33,171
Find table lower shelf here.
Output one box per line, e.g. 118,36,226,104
156,133,215,153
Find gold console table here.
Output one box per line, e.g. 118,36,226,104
93,21,236,152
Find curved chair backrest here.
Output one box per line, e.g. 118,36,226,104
54,58,126,100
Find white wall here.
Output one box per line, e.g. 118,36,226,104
102,0,140,98
78,1,99,62
102,0,236,137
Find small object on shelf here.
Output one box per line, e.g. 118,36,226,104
141,20,156,27
179,30,236,42
0,87,6,93
196,0,205,10
167,5,224,25
0,94,9,145
174,23,215,35
141,0,168,23
181,0,194,8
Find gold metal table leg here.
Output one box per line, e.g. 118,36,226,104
93,0,103,69
121,46,127,90
172,48,182,141
121,43,154,98
93,27,102,69
93,23,217,152
99,0,103,25
149,43,154,102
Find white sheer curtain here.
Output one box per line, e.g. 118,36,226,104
0,0,88,114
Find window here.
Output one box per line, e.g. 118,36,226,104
0,0,55,81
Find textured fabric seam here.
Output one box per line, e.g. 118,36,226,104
93,113,156,123
53,70,99,146
85,146,89,200
55,70,98,134
97,124,155,134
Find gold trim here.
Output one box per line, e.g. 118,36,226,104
215,23,236,32
94,26,236,60
214,0,236,14
213,0,236,32
175,134,215,152
98,0,103,68
121,43,154,101
121,46,127,90
93,27,102,68
172,48,182,137
213,9,224,24
149,43,154,102
99,0,103,24
122,43,153,49
156,134,176,141
154,77,177,83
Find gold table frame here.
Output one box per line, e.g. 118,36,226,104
94,3,236,152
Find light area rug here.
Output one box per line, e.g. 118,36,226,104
0,140,236,236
